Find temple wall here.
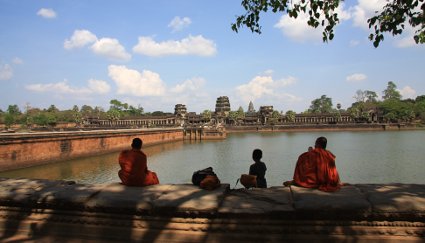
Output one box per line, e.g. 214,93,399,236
225,123,420,133
0,128,183,171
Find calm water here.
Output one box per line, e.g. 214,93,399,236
1,130,425,186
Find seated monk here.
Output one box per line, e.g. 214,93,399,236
118,138,159,186
284,137,341,192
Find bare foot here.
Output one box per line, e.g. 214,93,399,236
283,180,292,187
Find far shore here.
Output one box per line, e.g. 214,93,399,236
225,123,424,133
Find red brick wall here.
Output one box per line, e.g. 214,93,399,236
0,129,183,171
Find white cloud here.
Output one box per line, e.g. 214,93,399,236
393,26,423,48
64,30,131,60
274,13,323,42
395,36,417,48
349,40,360,47
133,35,217,57
64,29,98,49
351,0,422,48
87,79,111,94
262,69,274,76
90,38,131,61
236,74,298,104
26,81,91,95
108,65,166,97
351,0,386,30
346,73,367,82
37,8,57,19
399,86,416,99
0,64,13,80
171,77,206,93
274,2,350,42
25,79,110,95
168,16,192,32
12,57,23,64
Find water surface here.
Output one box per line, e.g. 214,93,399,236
1,130,424,186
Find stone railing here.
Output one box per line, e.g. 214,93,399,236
0,178,423,242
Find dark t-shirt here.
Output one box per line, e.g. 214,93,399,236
249,161,267,188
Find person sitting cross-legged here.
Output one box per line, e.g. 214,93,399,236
284,137,341,192
118,138,159,187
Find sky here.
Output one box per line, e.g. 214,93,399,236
0,0,424,113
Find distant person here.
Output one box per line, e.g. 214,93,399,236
284,137,341,192
249,149,267,188
118,138,159,186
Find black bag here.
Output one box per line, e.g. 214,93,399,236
192,167,216,186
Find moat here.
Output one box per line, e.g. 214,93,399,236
1,130,425,186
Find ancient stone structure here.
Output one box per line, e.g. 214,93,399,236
0,129,183,171
73,95,383,130
214,96,231,118
0,178,423,242
248,101,255,113
259,106,274,124
174,104,187,126
84,116,177,128
184,127,226,140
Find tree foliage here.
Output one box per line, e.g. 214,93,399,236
309,95,333,113
368,0,425,47
285,110,296,122
232,0,425,47
202,110,212,120
383,81,402,100
7,104,21,115
236,106,245,119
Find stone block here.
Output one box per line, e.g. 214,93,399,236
291,185,371,218
86,183,173,213
0,178,71,204
356,184,425,216
218,186,294,217
152,184,229,215
30,182,105,209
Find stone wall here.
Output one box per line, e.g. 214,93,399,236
225,123,419,133
0,178,424,242
0,128,183,171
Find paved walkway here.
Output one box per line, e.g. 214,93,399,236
0,178,424,242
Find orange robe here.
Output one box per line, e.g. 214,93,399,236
293,148,341,192
118,149,148,186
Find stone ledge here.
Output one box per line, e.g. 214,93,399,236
0,178,425,221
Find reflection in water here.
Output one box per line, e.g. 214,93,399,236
1,131,425,186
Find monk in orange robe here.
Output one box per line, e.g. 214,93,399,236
285,137,341,192
118,138,159,186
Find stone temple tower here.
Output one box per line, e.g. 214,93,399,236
215,96,230,118
174,104,187,126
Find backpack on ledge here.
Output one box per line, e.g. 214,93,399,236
192,167,217,186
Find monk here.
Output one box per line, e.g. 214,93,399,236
284,137,341,192
118,138,159,186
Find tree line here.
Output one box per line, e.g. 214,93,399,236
0,99,167,129
1,81,425,129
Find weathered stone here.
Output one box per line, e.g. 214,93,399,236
218,187,294,216
0,178,71,204
0,129,183,171
356,184,425,215
30,182,106,208
86,183,173,213
152,184,229,215
291,185,371,218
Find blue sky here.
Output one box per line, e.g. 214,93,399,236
0,0,424,113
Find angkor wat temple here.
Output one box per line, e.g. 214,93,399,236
84,96,377,128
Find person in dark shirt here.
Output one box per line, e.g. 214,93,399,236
249,149,267,188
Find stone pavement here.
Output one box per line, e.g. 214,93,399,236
0,178,424,242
